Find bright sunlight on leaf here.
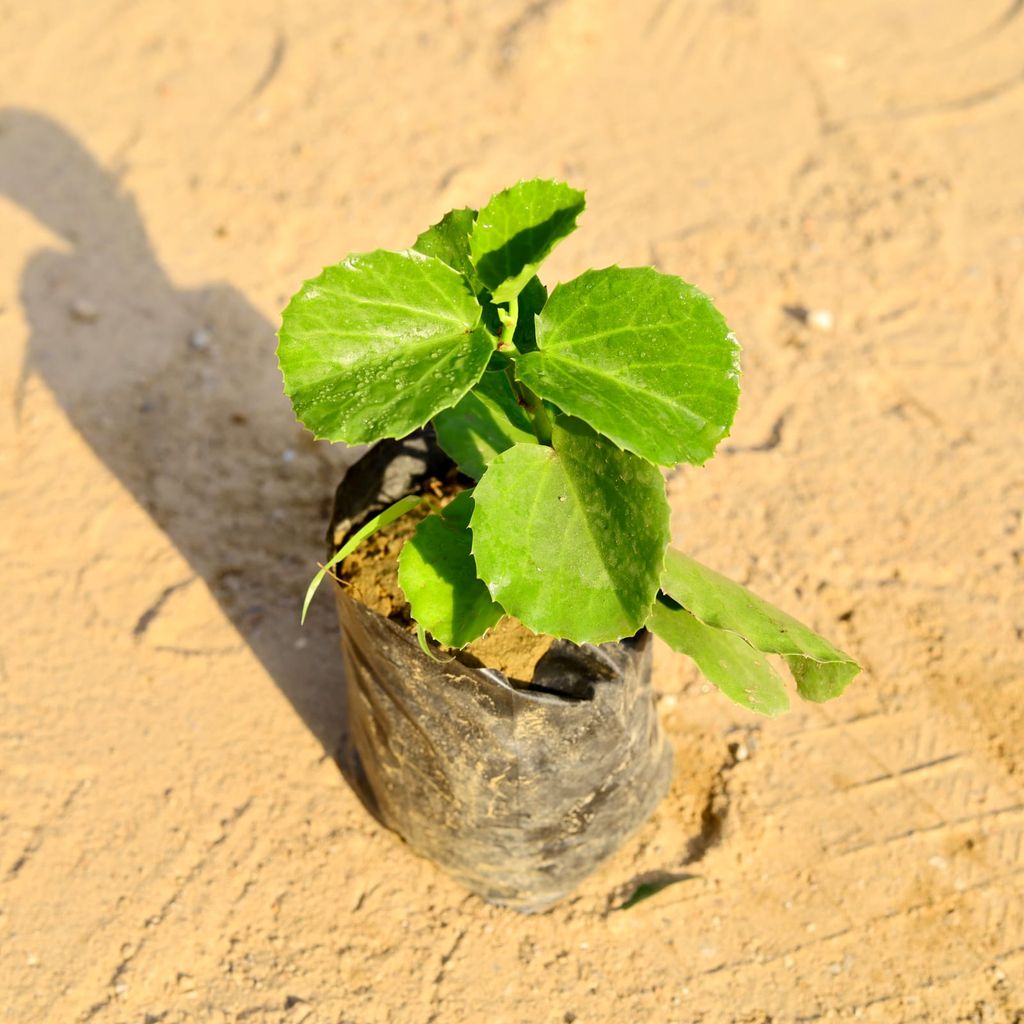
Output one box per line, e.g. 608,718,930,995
278,249,494,445
518,267,740,466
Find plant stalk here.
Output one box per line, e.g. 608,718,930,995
497,295,518,348
515,377,553,445
498,295,552,444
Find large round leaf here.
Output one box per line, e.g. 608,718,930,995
277,249,494,444
516,267,740,466
470,417,670,644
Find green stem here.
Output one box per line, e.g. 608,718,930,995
497,295,518,348
516,378,553,446
498,295,551,444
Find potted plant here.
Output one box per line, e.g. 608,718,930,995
277,180,859,911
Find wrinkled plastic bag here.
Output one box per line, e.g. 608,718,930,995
328,433,673,910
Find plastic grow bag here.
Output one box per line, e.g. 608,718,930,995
328,433,673,911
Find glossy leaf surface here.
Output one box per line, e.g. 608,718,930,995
648,596,790,716
433,370,537,479
517,267,740,466
470,417,669,643
469,179,585,303
412,207,482,292
398,492,504,648
659,549,859,701
278,249,493,444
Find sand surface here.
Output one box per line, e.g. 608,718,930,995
2,1,1023,1021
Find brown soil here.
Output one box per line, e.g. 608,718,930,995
339,494,554,682
2,2,1023,1022
458,615,553,683
339,498,434,618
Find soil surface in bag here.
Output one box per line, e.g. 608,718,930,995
328,433,674,911
338,487,554,682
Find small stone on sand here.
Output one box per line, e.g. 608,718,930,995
70,299,100,323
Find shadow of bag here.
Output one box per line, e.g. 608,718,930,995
328,434,673,911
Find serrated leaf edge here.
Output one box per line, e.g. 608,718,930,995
276,249,494,445
526,265,742,467
469,178,587,303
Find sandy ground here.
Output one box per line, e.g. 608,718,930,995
2,1,1023,1021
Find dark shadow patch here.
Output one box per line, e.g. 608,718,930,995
497,0,567,69
1,108,363,788
723,410,789,455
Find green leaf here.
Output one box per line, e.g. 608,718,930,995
413,208,545,343
470,416,670,644
278,249,494,444
433,370,537,479
516,267,740,467
413,207,483,293
469,179,585,303
617,874,695,910
301,495,421,624
659,549,860,702
416,621,455,662
511,275,547,354
648,596,790,716
398,492,504,648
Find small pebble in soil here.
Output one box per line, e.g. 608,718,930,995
808,309,834,332
729,739,750,762
189,327,212,351
70,299,100,322
281,448,296,464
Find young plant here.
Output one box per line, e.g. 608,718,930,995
279,179,859,715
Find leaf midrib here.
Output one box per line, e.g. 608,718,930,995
554,440,652,628
290,326,487,410
520,350,720,435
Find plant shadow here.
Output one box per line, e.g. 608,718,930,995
2,108,368,789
